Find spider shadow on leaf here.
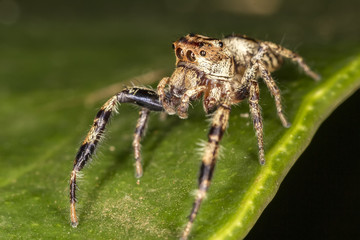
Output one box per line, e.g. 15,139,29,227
139,113,185,173
78,109,182,224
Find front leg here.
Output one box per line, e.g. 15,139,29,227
70,87,162,227
177,86,206,119
157,77,176,114
181,103,231,240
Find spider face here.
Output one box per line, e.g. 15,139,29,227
173,34,234,79
69,33,320,240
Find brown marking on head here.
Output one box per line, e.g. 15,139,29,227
173,34,227,65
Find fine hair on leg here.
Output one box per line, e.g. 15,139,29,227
69,87,163,227
181,104,231,240
132,108,151,178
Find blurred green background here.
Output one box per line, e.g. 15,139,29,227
1,0,359,92
0,0,359,239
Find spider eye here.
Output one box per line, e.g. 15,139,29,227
172,43,175,49
176,48,184,59
200,50,206,56
186,50,196,62
219,41,223,47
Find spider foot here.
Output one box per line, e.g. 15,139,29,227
177,102,190,119
283,121,292,128
135,161,143,178
177,108,188,119
306,69,321,81
259,148,266,165
71,221,78,228
180,222,193,240
70,201,78,228
162,101,176,115
279,113,291,128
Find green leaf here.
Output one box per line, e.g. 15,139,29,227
1,6,360,240
209,55,360,240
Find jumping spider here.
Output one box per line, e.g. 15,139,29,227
69,33,320,239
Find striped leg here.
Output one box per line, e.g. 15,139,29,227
70,96,118,227
181,104,231,240
70,87,163,227
240,55,266,165
263,41,321,81
132,108,150,178
248,79,265,165
258,61,290,128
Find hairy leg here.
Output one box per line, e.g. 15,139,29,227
132,108,150,178
239,54,266,165
181,104,231,240
70,87,162,227
70,95,117,227
177,86,206,119
258,61,290,128
248,79,265,165
157,77,176,114
262,41,321,81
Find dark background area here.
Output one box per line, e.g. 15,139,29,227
1,0,359,239
247,90,360,240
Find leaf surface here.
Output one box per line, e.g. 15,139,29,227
0,7,359,240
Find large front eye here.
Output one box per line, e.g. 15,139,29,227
186,50,196,62
176,48,184,59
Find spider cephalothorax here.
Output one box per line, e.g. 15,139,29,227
69,33,320,239
160,34,236,117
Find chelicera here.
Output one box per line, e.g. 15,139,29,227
69,34,320,239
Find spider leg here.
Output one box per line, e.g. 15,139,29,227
157,77,176,114
132,108,150,178
241,57,266,165
248,78,265,165
258,61,290,128
262,41,321,81
70,87,163,227
181,104,231,240
177,86,206,119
